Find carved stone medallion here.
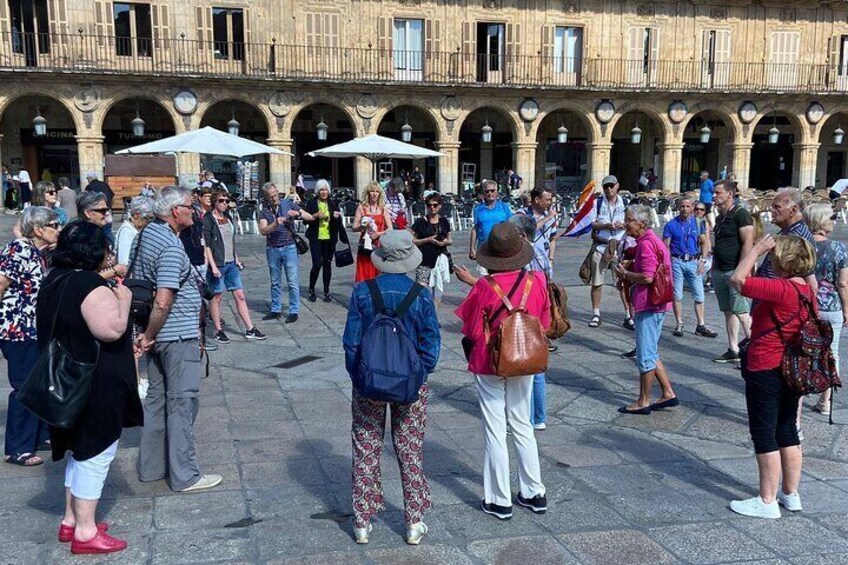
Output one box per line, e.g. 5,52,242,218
268,91,292,117
440,96,461,121
73,86,100,113
356,94,378,119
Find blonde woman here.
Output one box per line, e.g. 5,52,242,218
352,182,392,282
803,202,848,416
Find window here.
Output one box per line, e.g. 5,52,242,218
476,22,504,82
626,27,659,86
829,35,848,90
9,0,50,61
768,31,800,88
212,7,244,60
393,19,423,79
114,3,152,57
553,26,582,75
701,29,730,87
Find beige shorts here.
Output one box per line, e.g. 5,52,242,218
590,248,612,287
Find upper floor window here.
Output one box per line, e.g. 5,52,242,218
701,29,730,87
9,0,50,61
393,19,423,78
114,3,152,57
829,35,848,90
626,27,659,86
212,7,244,60
553,26,582,74
768,31,800,88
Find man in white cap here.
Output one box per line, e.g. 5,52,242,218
588,174,626,328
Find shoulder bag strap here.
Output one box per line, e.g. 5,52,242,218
126,225,146,276
366,279,386,315
395,283,424,318
43,271,75,343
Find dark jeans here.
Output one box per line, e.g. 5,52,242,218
743,366,800,454
1,340,46,457
309,238,333,294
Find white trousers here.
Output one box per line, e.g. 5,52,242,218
64,441,119,500
474,374,545,507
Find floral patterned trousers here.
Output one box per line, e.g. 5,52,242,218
351,384,430,528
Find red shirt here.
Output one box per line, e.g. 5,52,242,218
742,277,815,371
455,271,551,375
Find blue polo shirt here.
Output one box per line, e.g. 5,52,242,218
473,201,512,247
662,216,704,257
699,178,715,204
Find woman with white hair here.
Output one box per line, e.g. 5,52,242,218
115,196,155,265
303,179,348,302
803,202,848,417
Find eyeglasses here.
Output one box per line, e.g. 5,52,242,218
484,189,497,194
217,199,230,204
427,202,441,207
90,207,109,214
44,190,57,195
44,222,60,229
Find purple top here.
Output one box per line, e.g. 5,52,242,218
631,229,672,314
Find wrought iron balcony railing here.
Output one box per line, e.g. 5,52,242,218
2,31,847,94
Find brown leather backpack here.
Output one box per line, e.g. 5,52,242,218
484,275,549,377
546,281,571,339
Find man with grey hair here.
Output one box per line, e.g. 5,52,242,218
757,188,816,281
131,186,221,493
469,179,511,263
84,172,115,243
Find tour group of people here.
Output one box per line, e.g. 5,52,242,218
0,171,843,553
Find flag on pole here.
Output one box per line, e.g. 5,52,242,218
560,181,599,238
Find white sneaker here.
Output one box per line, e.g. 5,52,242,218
180,474,222,493
777,490,802,512
533,422,546,431
406,522,428,545
353,523,372,544
729,496,780,519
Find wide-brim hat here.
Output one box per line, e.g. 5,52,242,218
371,230,422,274
477,222,535,272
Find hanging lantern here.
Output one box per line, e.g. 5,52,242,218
768,126,780,144
834,127,845,145
227,117,240,136
630,124,642,144
132,116,146,138
557,124,569,144
481,121,493,143
699,124,711,144
401,121,413,143
316,116,328,141
32,109,47,137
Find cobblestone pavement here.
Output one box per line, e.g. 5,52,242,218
1,213,847,564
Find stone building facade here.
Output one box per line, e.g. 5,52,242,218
2,0,848,196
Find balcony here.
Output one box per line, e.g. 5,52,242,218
2,31,847,95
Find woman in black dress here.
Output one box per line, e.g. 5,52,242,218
410,192,452,309
37,221,142,555
303,180,350,302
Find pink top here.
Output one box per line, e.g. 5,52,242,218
631,229,672,314
455,270,551,375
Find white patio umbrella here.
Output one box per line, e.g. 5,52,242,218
115,126,292,157
306,134,443,179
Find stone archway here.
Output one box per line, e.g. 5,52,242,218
291,102,357,189
101,97,177,153
457,106,517,189
534,107,595,194
816,111,848,188
377,105,441,198
749,111,803,190
0,94,80,190
199,100,269,193
679,109,734,192
610,110,665,192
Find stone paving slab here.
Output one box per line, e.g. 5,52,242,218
1,216,847,563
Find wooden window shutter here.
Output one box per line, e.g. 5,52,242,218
327,13,339,48
460,20,474,80
94,1,114,46
48,0,68,40
243,7,252,45
0,0,8,35
196,6,212,48
540,25,553,82
424,19,441,79
151,5,171,50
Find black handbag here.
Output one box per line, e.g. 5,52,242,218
293,233,309,255
335,242,354,268
17,273,100,429
124,226,156,325
194,265,216,301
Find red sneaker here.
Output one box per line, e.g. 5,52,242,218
58,522,108,543
70,531,127,555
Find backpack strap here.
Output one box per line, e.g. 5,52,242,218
366,279,386,315
485,275,516,313
395,283,424,318
518,276,535,309
488,271,526,322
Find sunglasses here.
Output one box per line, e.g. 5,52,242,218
484,189,497,194
90,207,109,214
602,184,615,189
45,190,57,195
217,199,230,203
44,221,60,229
427,202,441,207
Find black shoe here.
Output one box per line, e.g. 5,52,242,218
214,330,230,344
623,317,635,331
245,327,267,340
673,324,685,337
323,293,332,303
695,324,718,338
307,290,317,302
713,349,740,363
516,493,547,514
285,314,299,324
620,348,637,359
262,312,281,321
481,501,513,520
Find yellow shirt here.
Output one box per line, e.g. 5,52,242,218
317,201,330,240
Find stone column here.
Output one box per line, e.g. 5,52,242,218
587,142,613,185
511,141,538,189
176,153,200,188
727,142,753,189
355,156,373,189
480,144,493,180
659,142,684,193
434,140,461,194
75,135,105,181
793,142,820,189
266,138,293,188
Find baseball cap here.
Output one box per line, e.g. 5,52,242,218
601,175,618,187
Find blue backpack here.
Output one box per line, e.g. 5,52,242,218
356,280,426,403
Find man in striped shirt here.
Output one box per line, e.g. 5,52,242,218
132,186,222,493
